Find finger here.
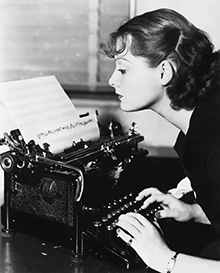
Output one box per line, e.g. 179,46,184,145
126,212,153,227
125,212,164,237
135,187,162,201
155,209,179,220
141,193,173,209
116,212,155,238
116,228,134,246
117,214,142,236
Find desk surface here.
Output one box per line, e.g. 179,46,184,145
0,220,150,273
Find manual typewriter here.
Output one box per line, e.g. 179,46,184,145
0,119,161,268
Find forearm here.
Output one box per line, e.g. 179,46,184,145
171,253,220,273
189,203,211,224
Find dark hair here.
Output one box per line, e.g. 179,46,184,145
101,8,220,110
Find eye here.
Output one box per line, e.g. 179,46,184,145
118,69,126,74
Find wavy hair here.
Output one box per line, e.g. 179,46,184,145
100,8,220,110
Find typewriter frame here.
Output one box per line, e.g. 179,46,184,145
0,126,149,266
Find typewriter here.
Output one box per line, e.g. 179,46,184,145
0,119,161,268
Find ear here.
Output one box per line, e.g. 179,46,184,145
159,60,175,86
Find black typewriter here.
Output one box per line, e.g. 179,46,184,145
0,119,161,268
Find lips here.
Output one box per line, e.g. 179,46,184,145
117,94,123,100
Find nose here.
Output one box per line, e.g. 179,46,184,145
108,73,115,88
108,70,118,88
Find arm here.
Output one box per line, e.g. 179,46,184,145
116,213,220,273
172,253,220,273
190,203,211,224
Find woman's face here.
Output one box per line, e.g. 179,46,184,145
108,46,165,112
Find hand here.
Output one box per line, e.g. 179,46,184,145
116,212,175,272
136,187,193,222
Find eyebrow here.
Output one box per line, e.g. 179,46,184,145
114,57,131,63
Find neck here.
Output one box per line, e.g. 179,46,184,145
162,108,194,134
151,95,194,134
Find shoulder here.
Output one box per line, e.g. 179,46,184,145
189,91,220,141
174,91,220,159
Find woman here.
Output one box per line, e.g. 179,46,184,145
101,8,220,273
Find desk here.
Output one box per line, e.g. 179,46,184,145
0,218,149,273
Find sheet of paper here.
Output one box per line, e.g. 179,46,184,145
0,75,100,153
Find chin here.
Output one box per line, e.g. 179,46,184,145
120,102,141,112
120,106,138,112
